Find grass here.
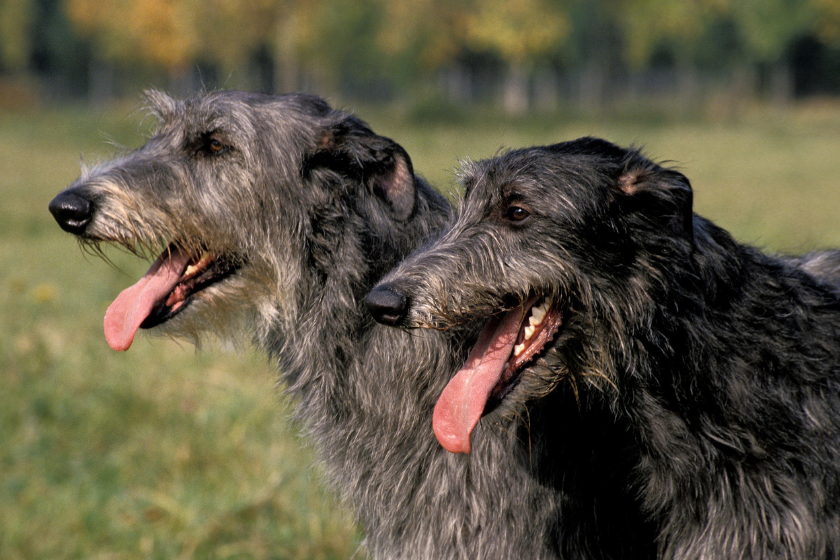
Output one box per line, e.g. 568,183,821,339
0,107,361,560
2,98,840,559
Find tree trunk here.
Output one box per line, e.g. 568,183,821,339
443,63,471,104
675,62,701,110
578,61,607,111
769,58,793,106
502,62,529,115
88,58,115,106
273,47,298,94
534,68,559,112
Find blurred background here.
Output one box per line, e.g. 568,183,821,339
2,1,840,559
1,0,840,112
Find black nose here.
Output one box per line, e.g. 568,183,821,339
365,284,409,326
49,190,93,235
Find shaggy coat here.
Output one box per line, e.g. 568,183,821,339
369,137,840,559
49,94,656,559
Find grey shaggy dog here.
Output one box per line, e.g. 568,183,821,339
367,137,840,560
48,92,661,559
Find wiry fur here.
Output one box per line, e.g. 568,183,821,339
49,93,661,558
373,137,840,559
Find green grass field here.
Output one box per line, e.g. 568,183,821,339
2,100,839,559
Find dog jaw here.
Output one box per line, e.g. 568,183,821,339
432,296,562,453
104,244,239,351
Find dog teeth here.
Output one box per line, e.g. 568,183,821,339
514,299,554,359
530,299,551,323
184,251,213,277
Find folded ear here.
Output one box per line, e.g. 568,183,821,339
307,116,417,221
615,154,694,243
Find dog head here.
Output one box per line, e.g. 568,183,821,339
366,137,695,452
49,90,434,351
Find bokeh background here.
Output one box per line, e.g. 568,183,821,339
2,1,840,559
2,0,840,111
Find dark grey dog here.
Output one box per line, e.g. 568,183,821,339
367,137,840,560
49,93,661,559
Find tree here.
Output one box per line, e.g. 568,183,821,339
64,0,302,91
729,0,817,102
461,0,570,113
812,0,840,46
0,0,34,71
613,0,726,105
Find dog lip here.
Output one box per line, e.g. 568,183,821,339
140,248,240,329
488,298,563,404
432,295,564,453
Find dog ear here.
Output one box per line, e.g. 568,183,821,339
142,89,179,123
369,142,416,221
615,157,694,242
308,117,417,221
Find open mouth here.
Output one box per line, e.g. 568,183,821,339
103,244,239,351
432,295,563,454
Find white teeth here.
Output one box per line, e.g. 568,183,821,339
184,252,213,278
513,298,554,360
522,298,553,344
530,299,550,323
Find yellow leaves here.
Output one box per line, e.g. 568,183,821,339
813,0,840,45
376,0,570,69
128,0,195,69
0,0,34,70
193,0,288,68
64,0,112,35
379,0,441,55
377,0,464,69
462,0,569,62
56,0,838,81
619,0,716,67
62,0,292,72
64,0,194,69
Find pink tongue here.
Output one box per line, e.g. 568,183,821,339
103,249,191,351
432,302,530,454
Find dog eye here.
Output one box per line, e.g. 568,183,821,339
196,133,229,156
505,206,530,222
206,137,227,155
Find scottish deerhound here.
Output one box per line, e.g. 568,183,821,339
367,137,840,559
49,93,662,559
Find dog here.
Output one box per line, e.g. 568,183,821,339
366,137,840,559
49,94,661,558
